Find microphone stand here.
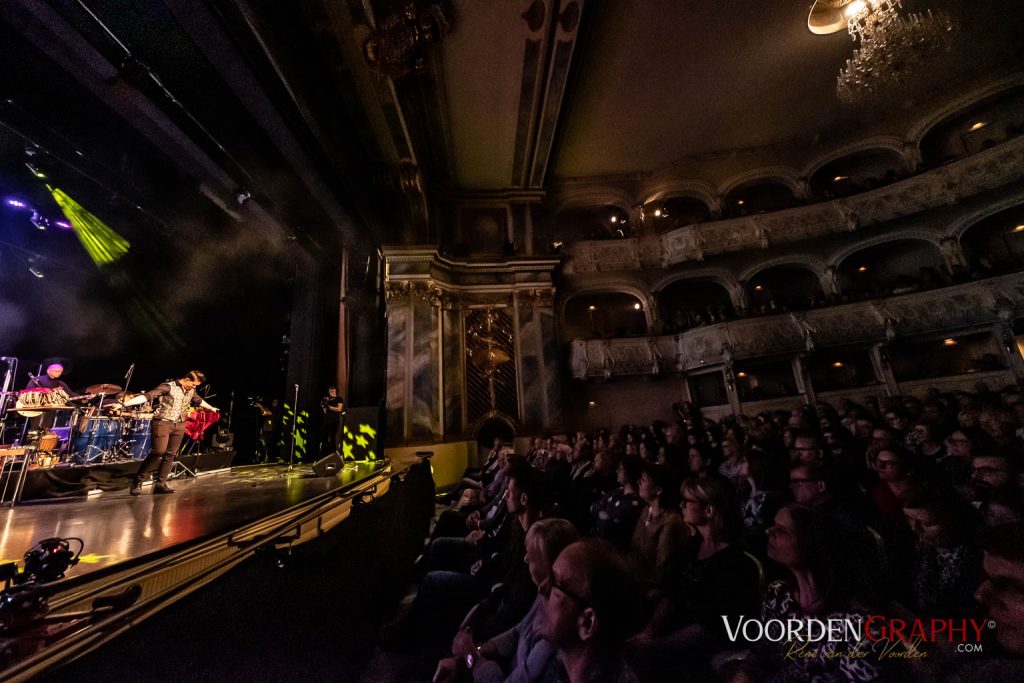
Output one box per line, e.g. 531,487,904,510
287,383,299,472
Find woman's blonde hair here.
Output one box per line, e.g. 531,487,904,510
526,518,580,569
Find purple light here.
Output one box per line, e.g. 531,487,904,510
55,220,72,229
6,198,28,208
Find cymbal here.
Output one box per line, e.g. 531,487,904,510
10,406,75,411
87,383,122,396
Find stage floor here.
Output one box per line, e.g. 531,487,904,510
0,462,386,578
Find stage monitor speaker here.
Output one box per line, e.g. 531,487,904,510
341,406,381,461
312,452,343,477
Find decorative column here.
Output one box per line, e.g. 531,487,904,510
869,343,900,397
514,288,563,430
792,354,816,405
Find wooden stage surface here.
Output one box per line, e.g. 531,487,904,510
0,462,387,578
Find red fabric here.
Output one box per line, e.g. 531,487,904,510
185,410,220,441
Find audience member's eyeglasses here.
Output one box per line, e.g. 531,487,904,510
875,459,898,469
543,576,591,608
973,466,1010,475
789,477,819,485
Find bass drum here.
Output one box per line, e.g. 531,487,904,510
71,417,122,464
129,417,153,459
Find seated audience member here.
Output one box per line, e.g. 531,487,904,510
718,436,744,481
869,447,918,538
629,476,760,681
540,540,644,683
433,518,580,683
978,494,1024,527
790,432,824,466
686,445,715,479
628,463,692,588
735,504,883,682
949,523,1024,680
789,461,872,533
382,462,549,649
901,485,984,618
941,428,994,487
591,455,645,550
906,421,946,462
736,449,788,552
970,452,1021,505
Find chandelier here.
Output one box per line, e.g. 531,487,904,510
809,0,956,105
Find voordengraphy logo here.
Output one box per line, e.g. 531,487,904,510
722,616,991,645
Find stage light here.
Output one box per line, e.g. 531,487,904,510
49,186,130,266
30,211,46,230
235,190,251,205
943,338,957,346
588,305,597,311
633,302,642,310
29,267,44,279
25,162,46,179
54,220,72,229
5,198,28,208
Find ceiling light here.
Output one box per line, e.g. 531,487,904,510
737,372,747,378
754,284,764,291
858,266,868,272
29,267,44,279
833,361,845,368
943,338,957,346
737,200,745,206
633,302,642,310
653,208,662,217
833,175,849,182
968,121,987,132
1012,225,1024,234
610,215,618,223
816,0,957,105
587,305,597,312
587,401,596,407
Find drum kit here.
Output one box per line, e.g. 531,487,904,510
5,382,155,466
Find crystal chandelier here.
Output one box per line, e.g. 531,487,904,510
810,0,957,105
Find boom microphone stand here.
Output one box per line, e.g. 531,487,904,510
287,383,298,472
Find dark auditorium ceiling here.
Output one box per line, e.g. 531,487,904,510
2,0,1023,249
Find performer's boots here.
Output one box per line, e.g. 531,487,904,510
129,479,142,496
153,482,175,494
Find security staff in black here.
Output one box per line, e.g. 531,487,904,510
130,370,213,495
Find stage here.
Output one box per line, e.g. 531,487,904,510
0,461,386,577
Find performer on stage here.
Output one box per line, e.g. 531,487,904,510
320,386,345,455
130,370,214,495
24,363,80,431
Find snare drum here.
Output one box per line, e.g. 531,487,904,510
71,417,122,464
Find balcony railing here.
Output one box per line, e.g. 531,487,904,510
569,272,1024,379
564,135,1024,274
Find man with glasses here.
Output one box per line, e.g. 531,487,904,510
950,523,1024,680
971,453,1020,503
540,540,642,683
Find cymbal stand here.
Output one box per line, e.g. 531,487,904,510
0,357,17,443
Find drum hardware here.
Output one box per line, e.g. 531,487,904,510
85,383,123,397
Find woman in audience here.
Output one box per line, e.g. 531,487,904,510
901,484,983,618
718,436,744,481
629,476,760,681
627,463,691,588
591,455,645,550
734,504,882,682
736,449,788,553
687,445,715,479
868,446,918,538
433,518,580,683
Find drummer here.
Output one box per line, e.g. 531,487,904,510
130,370,215,496
24,363,80,431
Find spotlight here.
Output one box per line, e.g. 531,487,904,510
235,190,251,206
610,215,618,223
943,338,957,346
737,372,747,378
653,208,662,217
587,305,597,311
25,163,46,179
29,267,44,279
968,121,987,132
857,266,868,272
633,302,642,310
30,211,46,230
5,198,28,209
54,220,72,229
832,361,844,368
1012,225,1024,234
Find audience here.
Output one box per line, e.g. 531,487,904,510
382,384,1024,681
